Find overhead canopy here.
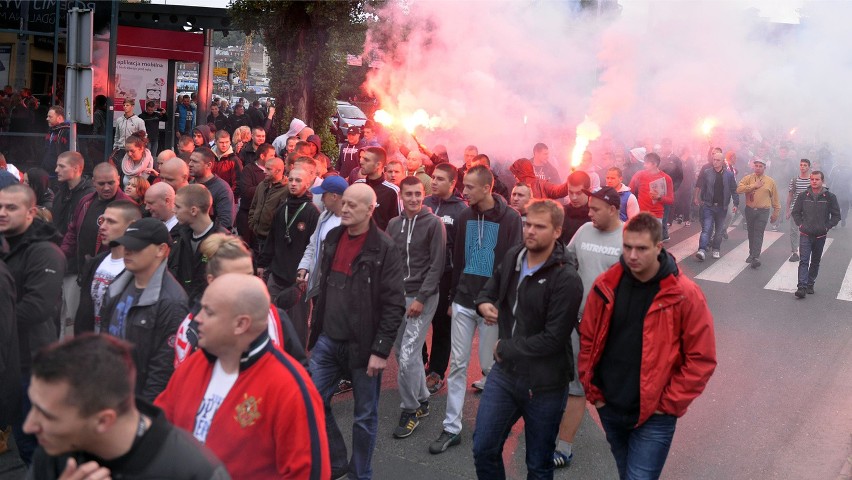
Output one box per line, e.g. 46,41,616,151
118,2,232,33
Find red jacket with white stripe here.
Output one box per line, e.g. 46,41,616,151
578,258,717,427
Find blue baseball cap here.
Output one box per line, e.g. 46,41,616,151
310,175,348,195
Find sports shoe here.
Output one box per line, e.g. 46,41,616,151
675,216,683,224
789,252,799,262
662,236,671,242
695,249,706,261
771,224,779,232
429,430,461,454
553,450,573,469
426,372,445,394
750,258,761,269
712,250,721,259
807,286,815,294
721,231,728,239
472,377,487,392
331,469,349,480
745,255,754,263
333,379,352,396
416,401,430,418
684,221,692,227
795,287,807,299
393,411,420,438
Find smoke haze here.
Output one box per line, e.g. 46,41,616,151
363,0,852,173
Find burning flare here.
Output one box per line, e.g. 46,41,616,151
373,109,394,127
789,127,797,136
701,117,716,137
571,116,601,168
402,109,441,134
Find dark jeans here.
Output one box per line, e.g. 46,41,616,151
309,334,382,480
798,234,827,288
12,376,36,465
472,364,568,480
662,204,672,238
698,204,728,251
424,270,452,378
267,273,309,348
744,207,770,258
597,405,678,480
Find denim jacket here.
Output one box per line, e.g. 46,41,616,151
697,165,739,208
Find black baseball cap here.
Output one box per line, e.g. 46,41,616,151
583,186,621,209
347,126,361,135
109,218,171,250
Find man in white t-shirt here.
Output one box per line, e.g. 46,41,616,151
74,199,142,334
553,186,624,469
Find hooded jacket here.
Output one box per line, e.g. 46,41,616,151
238,156,266,213
475,242,583,393
248,177,289,237
579,251,716,427
227,112,251,135
509,158,570,200
272,118,307,154
192,125,213,146
387,206,447,302
561,203,591,244
306,134,332,171
50,176,95,236
60,189,135,274
41,121,70,172
211,145,244,196
308,222,406,368
450,193,523,309
338,141,361,179
101,260,189,400
177,102,196,135
424,193,467,272
791,187,841,237
1,219,66,374
0,257,21,426
354,174,400,231
168,222,229,303
257,193,320,283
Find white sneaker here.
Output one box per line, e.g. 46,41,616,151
695,249,706,261
471,377,487,391
712,250,721,259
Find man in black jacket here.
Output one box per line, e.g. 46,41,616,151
308,183,405,480
236,140,273,249
472,199,583,478
257,166,320,346
354,146,400,230
23,334,228,479
50,152,94,236
0,184,66,464
791,171,842,298
101,218,189,400
0,257,21,453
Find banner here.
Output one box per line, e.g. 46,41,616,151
114,55,168,119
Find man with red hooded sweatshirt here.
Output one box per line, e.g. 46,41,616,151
509,158,570,201
579,213,716,480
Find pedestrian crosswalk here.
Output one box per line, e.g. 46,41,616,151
662,223,852,302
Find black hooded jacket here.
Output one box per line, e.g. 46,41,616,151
1,219,66,374
50,177,95,236
424,193,468,272
476,242,583,393
0,256,21,426
257,193,320,284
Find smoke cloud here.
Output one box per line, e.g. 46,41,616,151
363,0,852,174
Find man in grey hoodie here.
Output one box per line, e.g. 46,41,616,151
387,176,446,440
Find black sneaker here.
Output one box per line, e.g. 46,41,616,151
416,401,430,418
750,259,761,269
789,252,800,262
807,286,815,294
393,411,420,438
745,255,754,263
795,288,806,299
333,379,353,396
429,430,461,454
331,469,349,480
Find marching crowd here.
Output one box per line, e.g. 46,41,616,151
0,96,846,480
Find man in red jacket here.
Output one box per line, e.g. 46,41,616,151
156,273,329,479
578,212,716,480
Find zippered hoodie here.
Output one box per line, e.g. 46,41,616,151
450,193,523,309
791,187,841,237
424,193,467,272
475,242,583,393
387,206,447,302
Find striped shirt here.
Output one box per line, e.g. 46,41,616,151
789,176,810,205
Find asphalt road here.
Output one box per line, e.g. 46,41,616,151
3,221,851,479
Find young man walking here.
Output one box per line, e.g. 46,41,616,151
736,158,781,269
791,171,841,298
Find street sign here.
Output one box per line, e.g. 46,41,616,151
214,67,229,77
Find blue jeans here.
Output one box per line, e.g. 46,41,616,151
472,364,569,480
309,334,382,480
698,204,728,251
597,405,678,480
798,234,827,288
662,204,671,238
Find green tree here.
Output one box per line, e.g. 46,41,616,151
229,1,378,160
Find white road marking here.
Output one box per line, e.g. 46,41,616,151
695,232,784,283
764,239,833,293
837,256,852,302
668,227,735,264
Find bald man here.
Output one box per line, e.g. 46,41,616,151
308,183,406,479
144,182,179,238
159,157,190,193
156,274,330,479
156,149,177,171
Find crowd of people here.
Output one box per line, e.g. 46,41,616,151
0,90,847,480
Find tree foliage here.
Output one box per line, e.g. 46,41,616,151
229,1,379,159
